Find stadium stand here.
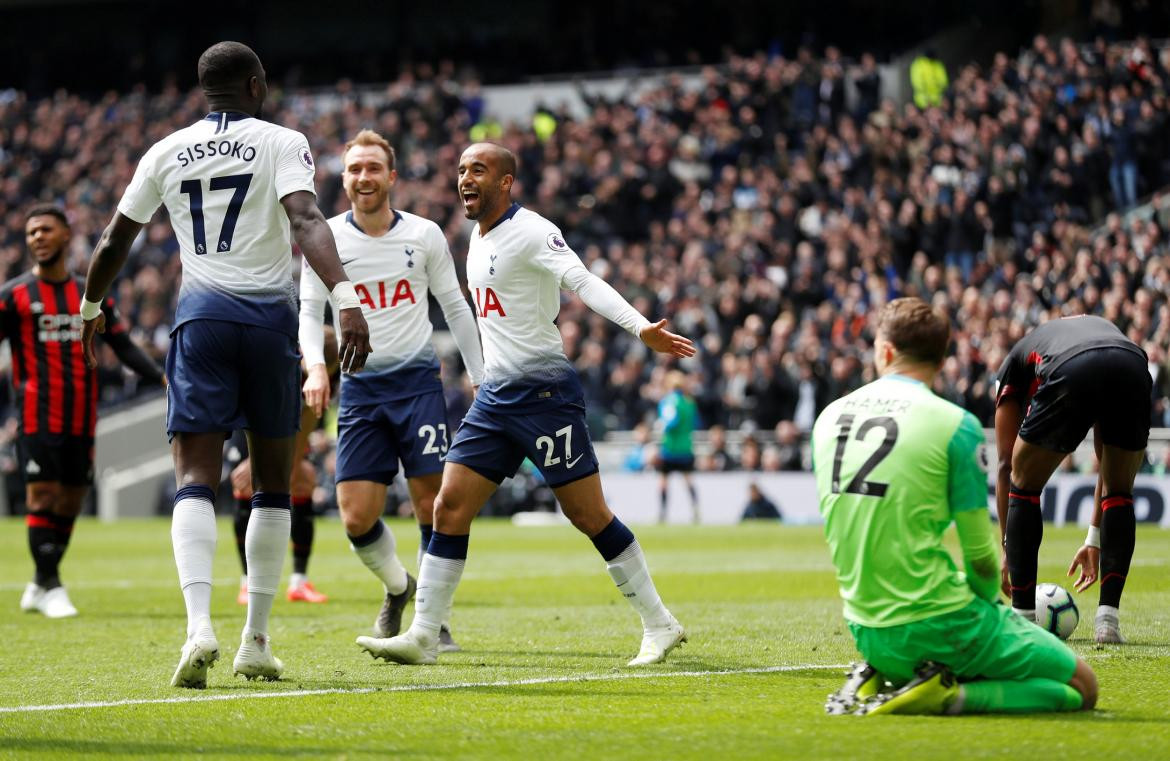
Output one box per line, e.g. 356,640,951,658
1,35,1169,511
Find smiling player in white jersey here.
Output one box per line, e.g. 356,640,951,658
300,129,483,648
80,41,371,689
357,142,695,668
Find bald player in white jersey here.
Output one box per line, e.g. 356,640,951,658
357,142,695,668
300,129,483,648
80,41,371,689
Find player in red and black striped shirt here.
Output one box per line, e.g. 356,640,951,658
6,206,163,618
994,315,1150,644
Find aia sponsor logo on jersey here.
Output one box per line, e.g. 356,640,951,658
474,287,505,318
355,279,416,310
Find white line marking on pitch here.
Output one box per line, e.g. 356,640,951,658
0,663,847,714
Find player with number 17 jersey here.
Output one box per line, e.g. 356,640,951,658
117,113,318,436
119,113,313,343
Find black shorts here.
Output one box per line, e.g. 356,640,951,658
1019,347,1151,453
17,434,94,486
657,454,696,474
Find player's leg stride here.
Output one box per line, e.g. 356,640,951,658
171,614,219,689
233,492,291,681
286,486,327,603
418,523,461,652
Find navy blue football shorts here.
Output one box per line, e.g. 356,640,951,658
335,389,449,484
165,319,301,439
444,397,600,488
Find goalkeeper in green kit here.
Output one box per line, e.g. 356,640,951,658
813,298,1097,716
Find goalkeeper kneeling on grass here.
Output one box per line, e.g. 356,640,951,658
811,298,1097,716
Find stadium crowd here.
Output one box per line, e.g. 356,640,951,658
1,34,1170,492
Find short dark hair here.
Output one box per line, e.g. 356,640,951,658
876,297,950,365
197,41,262,90
25,205,69,228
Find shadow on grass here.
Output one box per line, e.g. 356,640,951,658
0,737,417,756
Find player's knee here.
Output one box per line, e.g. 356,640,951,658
26,484,60,513
1070,658,1098,710
337,501,378,537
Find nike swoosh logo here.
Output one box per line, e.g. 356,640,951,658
566,454,584,469
340,258,357,266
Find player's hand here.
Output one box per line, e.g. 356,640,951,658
81,313,106,369
999,551,1011,598
230,460,252,498
639,319,696,358
337,307,371,374
302,363,331,417
1067,544,1100,592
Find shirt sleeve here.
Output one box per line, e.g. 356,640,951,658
274,130,318,200
994,348,1026,406
561,265,652,338
117,146,163,224
298,256,329,367
947,411,990,514
530,225,586,285
427,226,484,385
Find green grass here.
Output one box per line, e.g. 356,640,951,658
0,518,1168,760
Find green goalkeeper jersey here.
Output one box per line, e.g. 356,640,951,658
812,374,989,627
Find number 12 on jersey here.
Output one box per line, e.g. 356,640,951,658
830,413,898,496
179,173,253,254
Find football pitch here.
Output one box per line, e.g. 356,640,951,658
1,518,1168,760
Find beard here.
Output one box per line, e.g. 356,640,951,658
35,247,64,269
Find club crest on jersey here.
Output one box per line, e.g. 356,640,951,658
547,233,569,252
299,149,314,171
489,254,497,276
404,248,415,268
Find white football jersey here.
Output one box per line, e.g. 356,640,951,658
466,204,580,385
303,209,452,374
118,112,316,336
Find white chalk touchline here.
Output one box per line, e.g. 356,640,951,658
0,663,847,714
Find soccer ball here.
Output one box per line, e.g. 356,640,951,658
1035,583,1079,640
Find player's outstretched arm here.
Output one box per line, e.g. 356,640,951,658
561,266,696,358
281,191,371,373
640,319,697,359
81,212,144,369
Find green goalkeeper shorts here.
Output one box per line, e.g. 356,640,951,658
848,597,1078,686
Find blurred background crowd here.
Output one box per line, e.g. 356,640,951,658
2,29,1170,507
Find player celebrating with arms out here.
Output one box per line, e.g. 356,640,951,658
300,129,484,647
814,298,1096,716
11,206,164,619
358,142,694,667
80,41,370,688
995,315,1150,643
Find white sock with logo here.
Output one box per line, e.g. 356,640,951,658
605,541,672,630
244,507,290,635
171,493,217,639
350,520,408,595
407,553,464,642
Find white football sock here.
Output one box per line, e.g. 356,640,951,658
407,553,464,641
289,572,308,588
605,541,672,630
244,507,290,635
351,521,408,595
172,495,217,638
1096,604,1120,620
1013,607,1036,622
